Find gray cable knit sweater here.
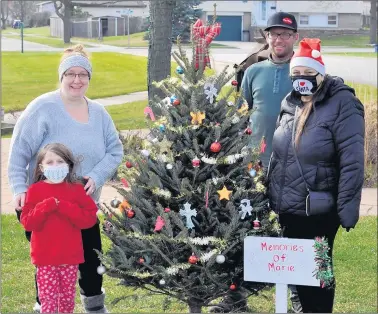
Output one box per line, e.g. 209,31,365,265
8,89,124,202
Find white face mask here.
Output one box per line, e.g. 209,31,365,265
43,164,69,183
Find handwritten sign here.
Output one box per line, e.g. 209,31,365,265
244,236,319,287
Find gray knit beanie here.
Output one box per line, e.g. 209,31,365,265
58,54,92,81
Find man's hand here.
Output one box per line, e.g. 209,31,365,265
14,193,26,210
83,176,96,196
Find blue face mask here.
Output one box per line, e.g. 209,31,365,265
43,164,69,183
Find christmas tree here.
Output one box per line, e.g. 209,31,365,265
99,18,280,314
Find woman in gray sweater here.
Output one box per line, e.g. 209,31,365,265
8,44,124,313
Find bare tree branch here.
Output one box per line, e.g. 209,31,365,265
53,0,64,19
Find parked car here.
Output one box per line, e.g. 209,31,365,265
12,20,22,29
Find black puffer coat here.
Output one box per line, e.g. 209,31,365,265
268,76,365,228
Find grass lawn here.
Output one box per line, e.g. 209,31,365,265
1,215,376,313
345,81,377,104
4,34,97,49
324,52,377,58
318,35,371,48
1,100,148,139
106,100,148,130
2,52,178,112
2,26,50,36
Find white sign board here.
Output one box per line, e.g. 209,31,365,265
244,236,320,287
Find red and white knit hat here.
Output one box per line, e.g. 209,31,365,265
290,38,325,76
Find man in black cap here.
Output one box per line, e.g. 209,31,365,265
220,11,301,313
240,11,299,169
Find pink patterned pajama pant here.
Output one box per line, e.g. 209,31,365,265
36,265,79,313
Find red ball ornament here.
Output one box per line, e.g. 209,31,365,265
125,161,133,168
210,141,221,153
188,253,199,264
253,218,261,230
231,80,238,86
164,207,171,213
245,128,252,135
173,99,181,106
192,158,201,167
138,257,145,264
230,283,237,291
126,209,136,218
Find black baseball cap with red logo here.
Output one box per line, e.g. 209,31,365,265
264,12,297,32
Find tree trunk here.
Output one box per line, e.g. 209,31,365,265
369,0,377,44
63,15,71,44
0,2,7,30
147,0,176,100
188,299,203,313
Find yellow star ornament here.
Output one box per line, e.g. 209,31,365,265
190,111,206,125
217,186,232,201
237,104,249,116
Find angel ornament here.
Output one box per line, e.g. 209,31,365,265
239,199,253,220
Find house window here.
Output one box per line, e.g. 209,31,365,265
328,15,337,25
299,15,309,25
261,1,267,21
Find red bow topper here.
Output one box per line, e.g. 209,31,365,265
192,19,221,69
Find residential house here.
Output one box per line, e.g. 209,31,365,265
38,0,149,18
47,1,149,39
36,1,55,14
198,1,366,41
198,1,253,41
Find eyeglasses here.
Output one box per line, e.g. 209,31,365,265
64,72,89,80
267,32,295,40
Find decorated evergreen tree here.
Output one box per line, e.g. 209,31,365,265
99,18,280,313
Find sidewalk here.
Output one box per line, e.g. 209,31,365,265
1,138,376,216
2,91,149,124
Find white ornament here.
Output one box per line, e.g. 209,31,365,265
97,265,106,275
239,199,253,219
162,97,172,108
179,202,197,229
216,254,226,264
159,154,168,162
311,49,321,58
166,163,173,170
159,279,166,285
141,149,150,157
227,101,234,106
212,177,219,185
231,115,240,124
204,82,218,104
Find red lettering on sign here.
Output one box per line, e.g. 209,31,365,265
268,263,295,272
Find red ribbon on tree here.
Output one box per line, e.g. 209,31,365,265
192,18,221,70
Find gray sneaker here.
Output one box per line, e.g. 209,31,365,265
291,299,303,313
33,302,41,313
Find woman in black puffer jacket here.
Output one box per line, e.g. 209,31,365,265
268,38,365,313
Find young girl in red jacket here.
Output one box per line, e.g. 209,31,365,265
21,143,98,313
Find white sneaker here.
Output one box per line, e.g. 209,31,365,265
33,302,41,313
